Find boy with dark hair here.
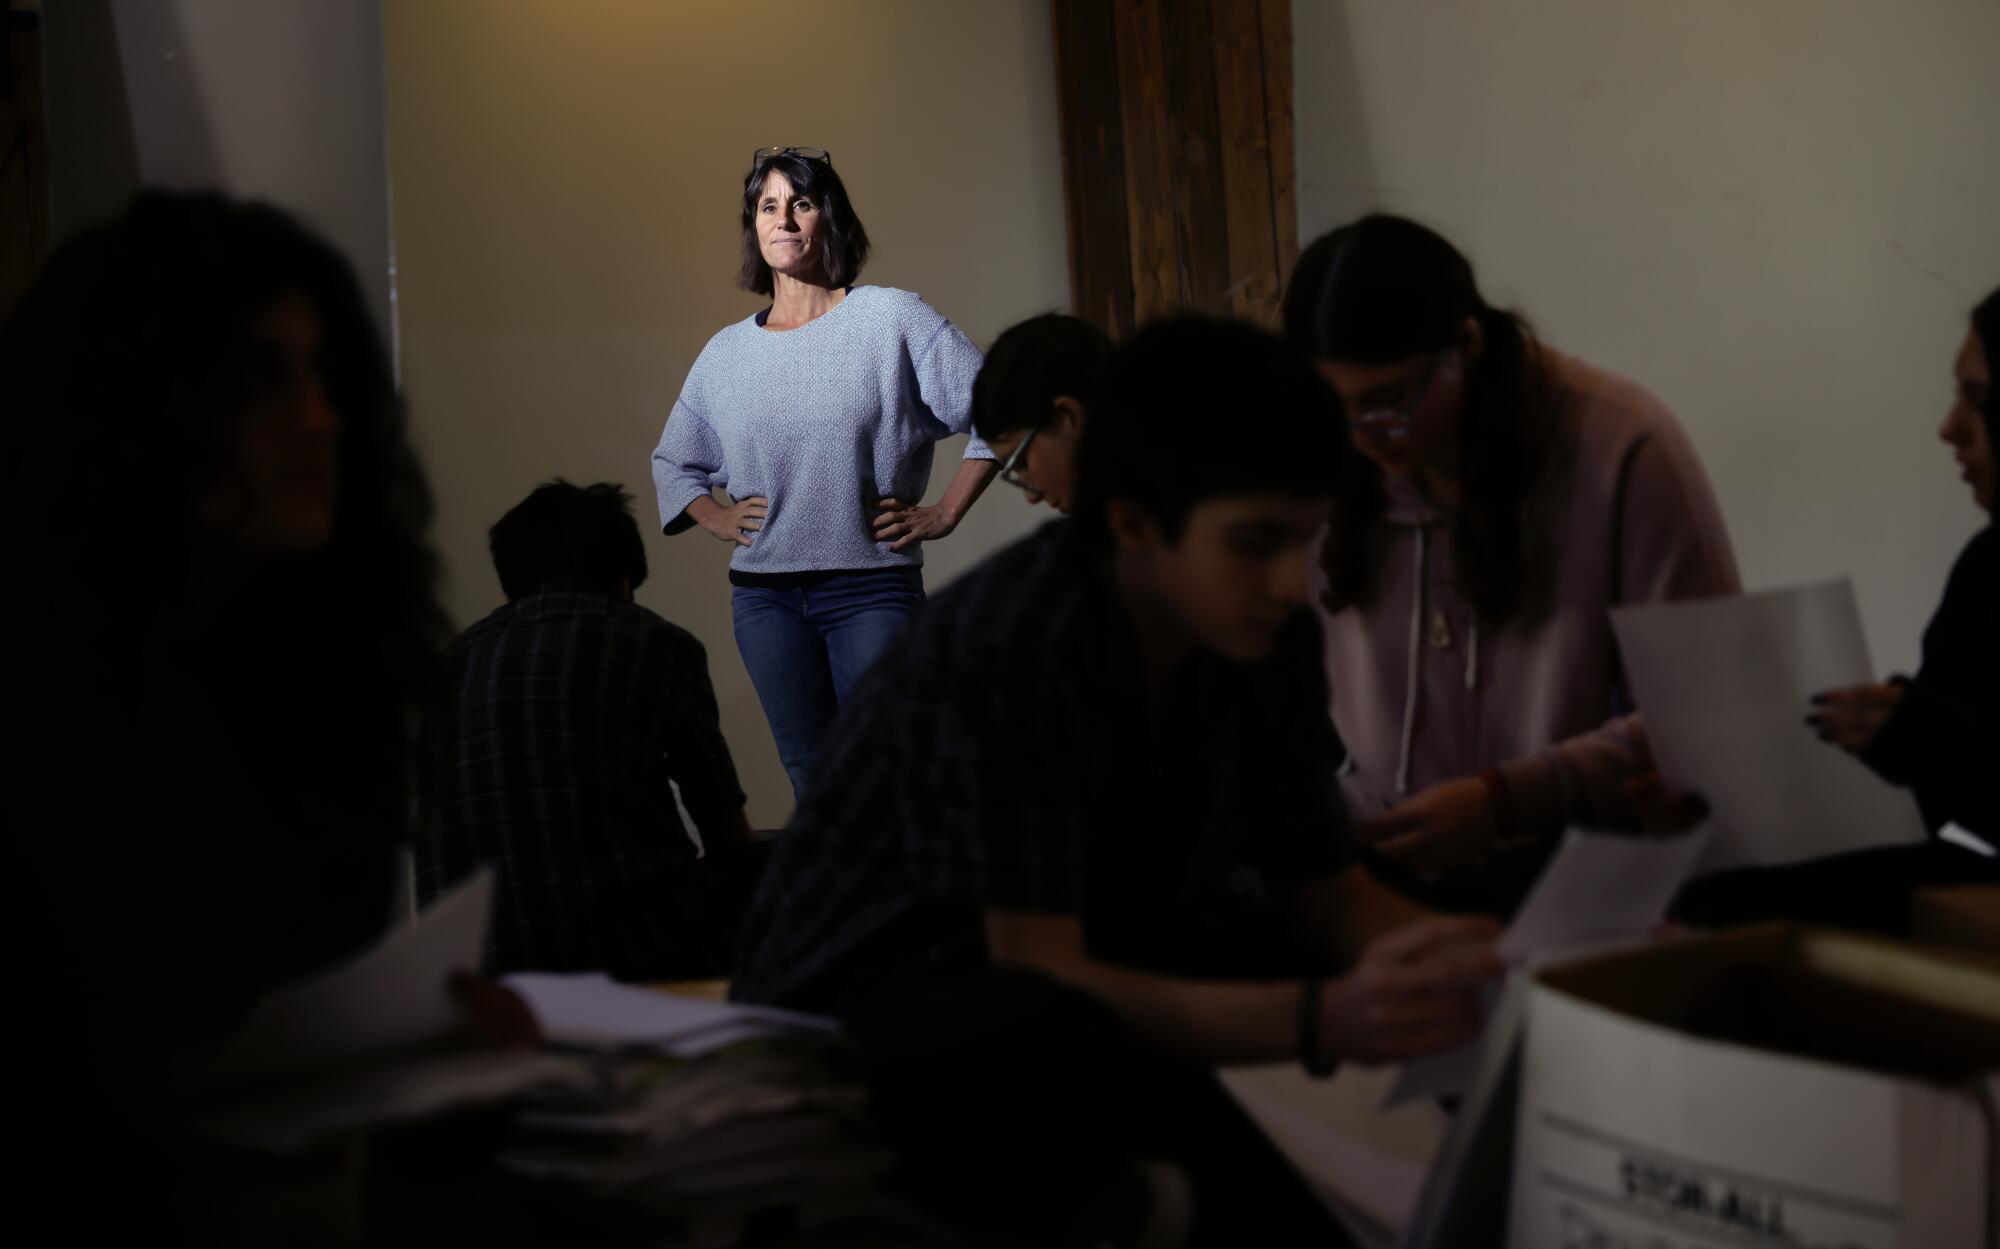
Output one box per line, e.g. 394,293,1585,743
422,479,754,981
734,319,1498,1245
488,478,652,602
974,312,1112,515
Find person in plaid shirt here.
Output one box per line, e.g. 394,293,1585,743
421,480,754,980
732,317,1500,1245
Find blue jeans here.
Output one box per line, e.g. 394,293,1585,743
732,566,926,803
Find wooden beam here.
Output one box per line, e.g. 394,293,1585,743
1258,0,1298,281
1050,0,1135,339
1049,0,1297,335
1112,0,1178,326
1156,0,1230,316
1211,0,1281,326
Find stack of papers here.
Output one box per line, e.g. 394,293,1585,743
499,1037,886,1241
503,973,837,1056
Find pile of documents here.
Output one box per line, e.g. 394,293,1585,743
494,974,887,1247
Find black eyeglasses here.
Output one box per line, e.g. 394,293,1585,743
996,425,1041,493
753,146,832,166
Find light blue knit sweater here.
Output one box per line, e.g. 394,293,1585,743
651,286,992,574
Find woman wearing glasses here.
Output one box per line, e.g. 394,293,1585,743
652,147,998,802
1282,213,1738,910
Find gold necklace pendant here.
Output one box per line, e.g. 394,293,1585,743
1429,609,1453,651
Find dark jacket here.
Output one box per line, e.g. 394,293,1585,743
1862,524,2000,839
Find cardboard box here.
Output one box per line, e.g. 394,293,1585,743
1508,926,2000,1249
1914,887,2000,955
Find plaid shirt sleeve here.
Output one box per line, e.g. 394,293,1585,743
877,580,1098,915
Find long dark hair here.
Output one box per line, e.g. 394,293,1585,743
737,151,870,295
1285,214,1556,624
1,189,443,706
2,190,446,1021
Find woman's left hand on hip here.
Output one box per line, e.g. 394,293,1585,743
872,497,959,551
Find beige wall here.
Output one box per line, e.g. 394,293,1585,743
1293,0,2000,677
390,1,1999,826
44,0,392,329
385,2,1070,828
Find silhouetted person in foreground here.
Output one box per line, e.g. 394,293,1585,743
3,190,465,1244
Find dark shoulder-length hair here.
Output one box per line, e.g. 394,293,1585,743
737,151,871,295
1284,213,1556,624
0,189,445,805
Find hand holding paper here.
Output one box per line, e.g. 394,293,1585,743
1353,778,1499,874
1385,826,1713,1107
184,867,593,1151
196,866,499,1092
1806,680,1906,754
1323,916,1501,1066
1611,579,1925,869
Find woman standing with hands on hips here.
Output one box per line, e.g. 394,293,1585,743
653,147,998,802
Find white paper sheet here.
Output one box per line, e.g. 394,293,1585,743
1610,579,1926,870
1939,822,1997,859
177,867,593,1152
199,867,495,1090
1386,828,1713,1107
1220,1063,1447,1247
505,972,836,1055
1496,826,1713,964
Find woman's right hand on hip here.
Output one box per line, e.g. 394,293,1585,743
693,494,768,547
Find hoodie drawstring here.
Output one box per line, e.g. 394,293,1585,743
1395,528,1425,797
1395,524,1481,797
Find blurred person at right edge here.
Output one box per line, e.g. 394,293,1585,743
1810,286,2000,844
1680,287,2000,930
1283,214,1739,915
1722,287,2000,924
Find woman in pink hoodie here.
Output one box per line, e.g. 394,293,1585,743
1282,214,1739,909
